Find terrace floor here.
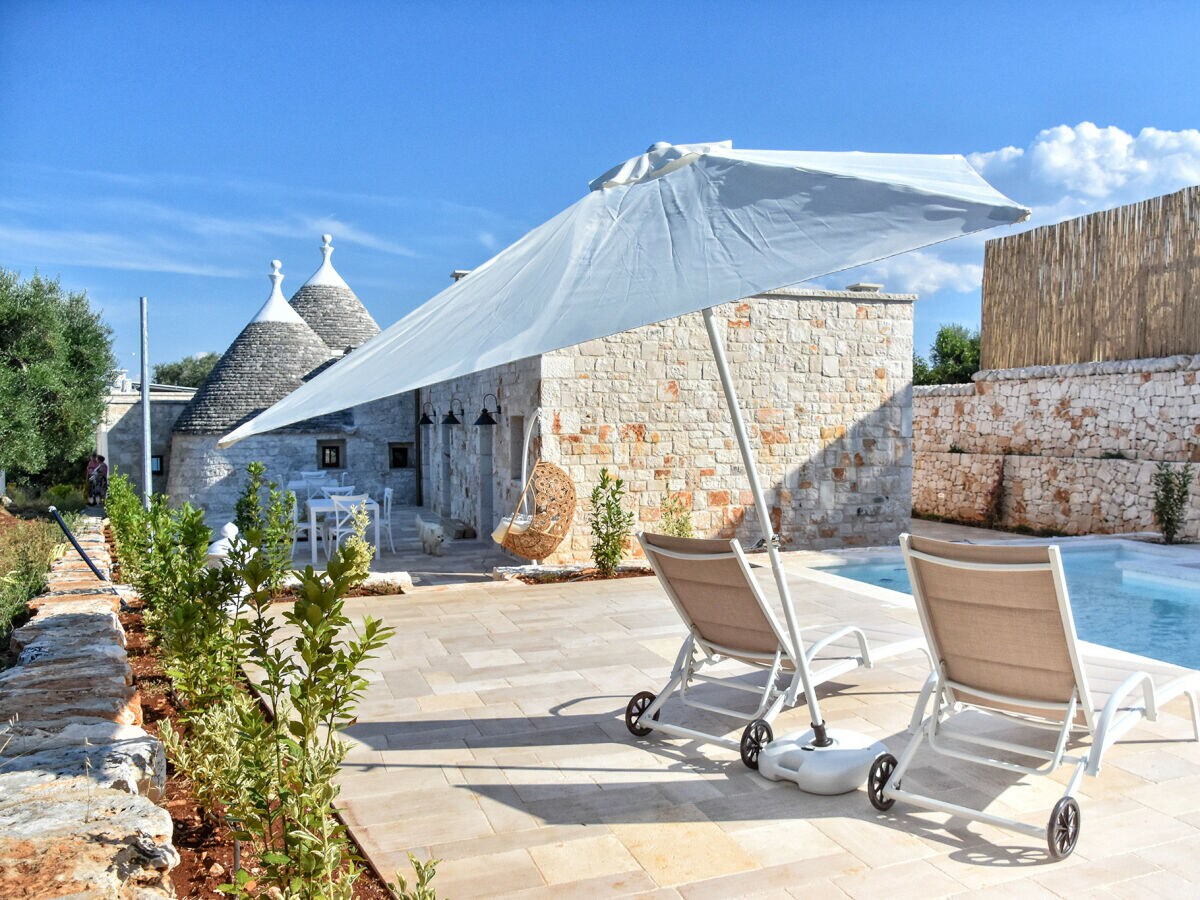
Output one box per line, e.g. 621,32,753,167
331,550,1200,898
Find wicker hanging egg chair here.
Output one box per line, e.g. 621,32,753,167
500,460,576,561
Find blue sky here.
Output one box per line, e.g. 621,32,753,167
3,2,1199,374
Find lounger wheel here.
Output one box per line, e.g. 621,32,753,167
739,719,773,769
625,691,660,737
1047,796,1081,860
868,753,898,811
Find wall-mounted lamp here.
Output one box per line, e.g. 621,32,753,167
474,393,501,427
442,398,464,426
418,401,436,426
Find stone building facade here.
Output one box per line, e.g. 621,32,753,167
97,374,195,498
419,287,917,563
912,355,1200,538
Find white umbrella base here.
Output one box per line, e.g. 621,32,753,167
758,728,888,795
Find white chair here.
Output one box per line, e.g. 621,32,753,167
379,487,395,553
289,496,317,558
321,494,372,561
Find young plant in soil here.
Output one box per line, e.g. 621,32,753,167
226,546,395,898
1153,462,1194,544
588,467,636,578
234,461,297,595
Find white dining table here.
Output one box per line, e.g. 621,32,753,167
306,497,380,566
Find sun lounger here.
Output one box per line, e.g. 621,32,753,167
868,534,1200,859
625,532,928,768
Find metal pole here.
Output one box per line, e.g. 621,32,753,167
140,297,152,508
702,306,830,745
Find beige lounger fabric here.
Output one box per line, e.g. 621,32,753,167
640,532,784,656
906,535,1081,719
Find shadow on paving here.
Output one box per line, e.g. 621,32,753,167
336,673,1104,869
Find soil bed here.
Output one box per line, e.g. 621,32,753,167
516,566,654,585
113,539,393,898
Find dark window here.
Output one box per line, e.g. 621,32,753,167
318,440,344,469
150,455,163,474
389,442,413,469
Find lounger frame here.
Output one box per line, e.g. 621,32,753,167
876,534,1200,854
632,533,928,757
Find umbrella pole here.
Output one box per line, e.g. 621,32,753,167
701,307,831,747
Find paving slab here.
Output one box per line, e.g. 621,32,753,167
327,553,1200,896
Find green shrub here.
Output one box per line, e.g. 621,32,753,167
659,493,694,538
1153,462,1194,544
234,461,296,594
5,481,86,515
228,548,394,897
0,517,62,662
338,502,374,587
588,468,635,577
105,473,149,582
391,855,440,899
107,482,406,897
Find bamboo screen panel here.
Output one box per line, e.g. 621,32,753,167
981,185,1200,370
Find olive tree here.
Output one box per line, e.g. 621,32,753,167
0,270,116,484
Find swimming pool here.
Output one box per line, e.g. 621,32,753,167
812,540,1200,669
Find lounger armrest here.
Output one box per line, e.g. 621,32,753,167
1089,671,1157,776
805,625,873,668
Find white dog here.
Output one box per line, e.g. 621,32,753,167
416,514,446,556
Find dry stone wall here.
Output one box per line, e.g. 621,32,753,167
0,518,177,896
913,355,1200,538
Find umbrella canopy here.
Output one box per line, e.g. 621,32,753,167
219,140,1027,447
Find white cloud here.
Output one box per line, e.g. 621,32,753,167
840,122,1200,298
970,122,1200,208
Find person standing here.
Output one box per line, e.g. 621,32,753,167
85,453,100,504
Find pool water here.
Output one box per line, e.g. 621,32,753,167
814,544,1200,669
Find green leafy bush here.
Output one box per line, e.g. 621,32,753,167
659,493,694,538
108,476,407,897
588,468,635,577
1153,462,1194,544
227,548,394,897
0,516,62,663
234,461,296,594
105,473,150,583
391,855,440,899
337,502,374,587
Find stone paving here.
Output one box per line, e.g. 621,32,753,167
331,550,1200,898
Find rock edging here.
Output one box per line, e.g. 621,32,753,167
0,517,178,898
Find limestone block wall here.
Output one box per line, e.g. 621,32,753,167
914,355,1200,460
417,288,915,565
100,393,191,497
419,357,542,532
166,394,416,521
913,355,1200,538
543,289,915,562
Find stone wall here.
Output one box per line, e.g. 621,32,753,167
418,357,542,533
166,394,417,520
0,518,177,894
913,355,1200,538
100,390,192,497
419,288,916,564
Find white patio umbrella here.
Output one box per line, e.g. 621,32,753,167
222,140,1028,791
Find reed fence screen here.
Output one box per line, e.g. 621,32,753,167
981,185,1200,370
